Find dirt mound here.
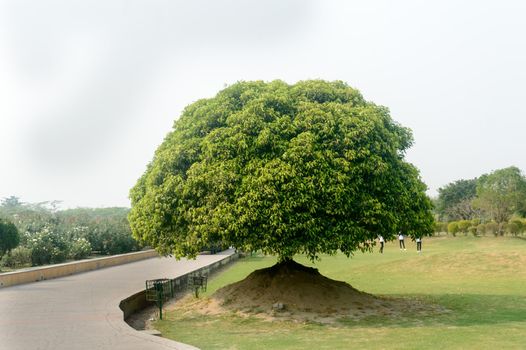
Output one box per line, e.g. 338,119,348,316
213,260,375,315
177,260,448,323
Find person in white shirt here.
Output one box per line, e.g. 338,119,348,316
398,232,406,250
416,237,422,253
378,235,385,254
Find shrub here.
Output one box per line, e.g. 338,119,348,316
499,222,508,236
85,220,139,255
485,222,499,236
0,246,32,268
28,227,69,265
434,221,447,235
475,223,486,236
507,221,517,235
68,238,92,260
448,221,459,237
507,219,524,236
457,220,472,235
0,218,20,255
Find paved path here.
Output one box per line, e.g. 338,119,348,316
0,250,235,350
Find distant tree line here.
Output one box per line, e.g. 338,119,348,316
434,166,526,236
0,196,141,270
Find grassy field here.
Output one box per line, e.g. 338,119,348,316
155,236,526,349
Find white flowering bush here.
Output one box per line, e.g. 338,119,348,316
28,226,69,265
68,238,91,260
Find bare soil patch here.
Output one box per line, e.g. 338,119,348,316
126,303,159,330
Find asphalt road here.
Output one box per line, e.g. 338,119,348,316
0,250,235,350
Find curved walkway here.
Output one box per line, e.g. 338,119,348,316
0,250,235,350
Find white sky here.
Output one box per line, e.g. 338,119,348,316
1,0,525,208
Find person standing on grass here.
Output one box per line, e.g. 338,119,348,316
416,237,422,253
398,232,406,250
378,235,385,253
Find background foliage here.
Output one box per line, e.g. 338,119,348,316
0,197,140,269
434,166,526,236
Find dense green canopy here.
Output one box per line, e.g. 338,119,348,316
0,218,19,255
129,80,433,260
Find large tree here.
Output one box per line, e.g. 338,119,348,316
129,80,434,261
474,166,526,230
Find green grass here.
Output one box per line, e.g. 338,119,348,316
155,236,526,349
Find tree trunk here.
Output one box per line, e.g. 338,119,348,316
277,256,294,264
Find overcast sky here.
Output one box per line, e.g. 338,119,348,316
1,0,525,208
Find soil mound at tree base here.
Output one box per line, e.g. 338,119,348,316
214,259,375,315
183,260,448,323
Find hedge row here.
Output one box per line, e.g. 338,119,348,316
434,219,526,236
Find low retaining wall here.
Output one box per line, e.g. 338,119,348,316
0,249,158,288
120,252,238,320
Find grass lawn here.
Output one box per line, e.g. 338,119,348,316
155,236,526,349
